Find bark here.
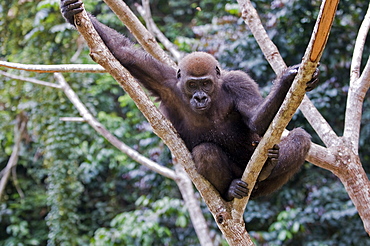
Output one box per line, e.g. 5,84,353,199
69,9,223,245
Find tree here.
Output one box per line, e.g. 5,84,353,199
1,0,369,245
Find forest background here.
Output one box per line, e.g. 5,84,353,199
0,0,369,245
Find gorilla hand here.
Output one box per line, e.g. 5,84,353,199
61,0,84,26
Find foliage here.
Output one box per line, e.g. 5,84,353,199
91,196,197,246
1,0,370,245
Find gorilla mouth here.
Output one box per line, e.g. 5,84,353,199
195,104,210,111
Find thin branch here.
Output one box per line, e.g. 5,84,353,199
306,143,338,172
0,70,62,89
173,163,213,246
359,57,370,90
12,166,24,199
233,0,338,220
0,61,105,73
54,73,177,180
102,0,177,68
236,0,338,148
136,1,183,62
0,114,27,200
343,3,370,149
236,0,286,74
59,117,86,122
350,3,370,84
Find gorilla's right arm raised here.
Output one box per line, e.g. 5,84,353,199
61,0,177,100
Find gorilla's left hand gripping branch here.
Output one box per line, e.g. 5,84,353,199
233,0,339,219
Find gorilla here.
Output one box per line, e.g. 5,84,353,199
61,0,319,201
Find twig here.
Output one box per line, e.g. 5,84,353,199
0,70,62,89
12,166,24,199
59,117,86,122
350,3,370,81
0,61,105,73
0,114,27,200
136,0,183,62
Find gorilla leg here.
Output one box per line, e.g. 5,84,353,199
192,143,246,200
251,128,311,198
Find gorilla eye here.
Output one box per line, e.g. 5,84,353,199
177,69,181,79
188,81,197,88
215,66,221,76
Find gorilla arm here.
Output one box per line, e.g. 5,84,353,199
247,67,298,136
60,0,177,100
228,66,313,137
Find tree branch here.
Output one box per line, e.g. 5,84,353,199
0,61,105,73
349,3,370,84
54,73,177,180
173,163,213,246
233,0,338,219
102,0,177,68
0,113,27,200
343,3,370,151
236,0,338,148
0,70,62,89
0,69,177,180
135,0,183,62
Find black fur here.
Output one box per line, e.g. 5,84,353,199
61,0,319,201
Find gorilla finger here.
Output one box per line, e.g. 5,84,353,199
268,149,279,154
232,192,243,199
267,154,278,160
268,150,279,158
235,180,248,189
234,189,248,198
236,185,249,194
306,78,319,91
272,144,280,150
68,2,83,10
62,0,80,5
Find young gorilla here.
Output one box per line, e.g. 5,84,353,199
61,0,319,201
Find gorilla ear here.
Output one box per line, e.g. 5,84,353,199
216,66,221,77
177,69,181,79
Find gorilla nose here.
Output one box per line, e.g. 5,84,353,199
194,95,208,103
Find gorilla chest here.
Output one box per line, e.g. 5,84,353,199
177,111,256,154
